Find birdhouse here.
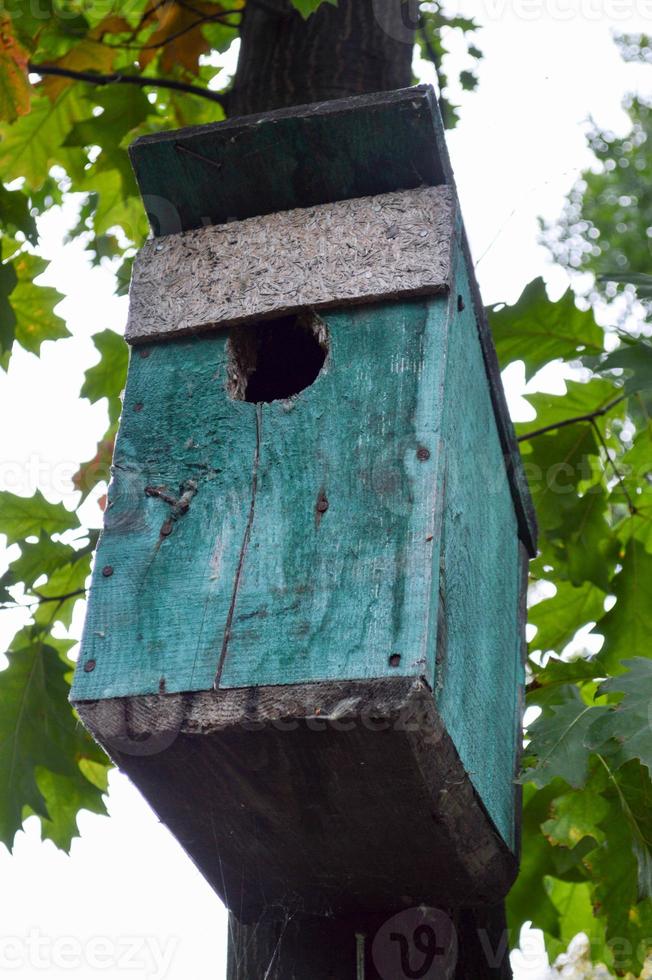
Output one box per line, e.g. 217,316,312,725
72,86,537,918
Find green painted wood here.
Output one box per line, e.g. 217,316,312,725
218,301,447,688
433,248,523,851
72,299,448,702
129,87,445,235
72,334,258,700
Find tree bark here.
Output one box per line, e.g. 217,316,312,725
228,0,416,116
226,906,514,979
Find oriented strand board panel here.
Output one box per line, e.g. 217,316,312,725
434,249,523,851
72,298,449,702
129,86,447,235
126,186,454,342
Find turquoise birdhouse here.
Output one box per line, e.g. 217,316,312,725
72,86,537,918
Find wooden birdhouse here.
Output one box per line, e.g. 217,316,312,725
72,86,537,918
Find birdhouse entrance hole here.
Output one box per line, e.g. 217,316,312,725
227,313,328,403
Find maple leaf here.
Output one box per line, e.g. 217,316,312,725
139,0,228,74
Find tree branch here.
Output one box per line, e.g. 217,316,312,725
591,418,637,515
28,63,226,106
0,589,87,612
94,8,242,51
517,394,627,442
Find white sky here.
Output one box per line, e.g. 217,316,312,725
2,6,651,978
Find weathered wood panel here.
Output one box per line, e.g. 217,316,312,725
433,245,523,851
129,86,446,235
126,186,454,343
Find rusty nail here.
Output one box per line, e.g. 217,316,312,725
160,519,174,537
102,565,114,577
317,498,329,514
159,677,167,694
416,446,430,461
457,294,465,312
139,349,150,359
134,402,144,412
84,659,96,673
389,653,401,668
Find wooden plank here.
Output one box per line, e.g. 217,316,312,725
126,186,454,343
72,331,258,701
433,240,523,851
129,86,446,235
75,676,518,917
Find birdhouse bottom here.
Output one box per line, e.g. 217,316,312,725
74,262,528,916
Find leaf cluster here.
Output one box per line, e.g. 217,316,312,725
490,278,652,976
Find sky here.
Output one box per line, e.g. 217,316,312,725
1,5,652,978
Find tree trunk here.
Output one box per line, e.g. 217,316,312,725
224,4,514,977
226,906,513,979
228,0,416,116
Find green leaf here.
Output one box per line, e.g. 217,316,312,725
599,339,652,395
289,0,337,18
0,86,87,187
0,489,76,545
0,637,107,847
542,788,608,848
30,766,108,850
0,184,37,243
488,278,604,380
0,534,81,590
64,87,151,151
530,581,606,655
81,329,128,423
517,377,624,439
522,695,606,789
553,485,619,591
33,551,90,629
587,767,652,971
0,258,17,362
595,539,652,674
10,251,69,354
521,423,599,531
545,879,607,964
587,658,652,775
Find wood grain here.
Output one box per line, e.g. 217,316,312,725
126,186,454,343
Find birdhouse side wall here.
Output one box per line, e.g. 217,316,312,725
434,245,525,851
